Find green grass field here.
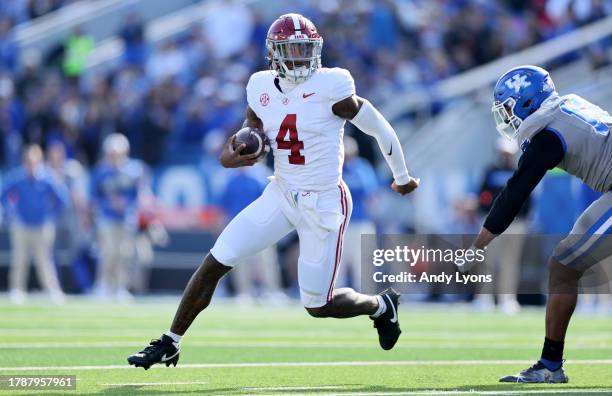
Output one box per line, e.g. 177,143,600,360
0,297,611,395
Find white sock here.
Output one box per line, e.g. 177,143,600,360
370,295,387,318
165,331,182,343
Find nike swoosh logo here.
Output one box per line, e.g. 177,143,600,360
161,350,179,362
302,92,315,98
387,144,392,156
386,295,397,323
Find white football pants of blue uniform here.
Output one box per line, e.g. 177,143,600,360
211,177,352,308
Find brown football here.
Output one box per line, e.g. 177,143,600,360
232,127,269,157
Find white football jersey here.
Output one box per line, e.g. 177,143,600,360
246,67,355,191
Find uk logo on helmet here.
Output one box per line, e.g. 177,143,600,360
520,138,531,152
505,74,531,94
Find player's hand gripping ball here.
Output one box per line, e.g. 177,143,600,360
232,127,269,159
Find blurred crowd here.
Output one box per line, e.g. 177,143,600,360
0,0,611,307
0,0,610,169
0,0,79,25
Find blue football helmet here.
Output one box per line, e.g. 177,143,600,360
492,65,556,140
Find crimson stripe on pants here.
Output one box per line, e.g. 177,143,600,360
327,183,349,302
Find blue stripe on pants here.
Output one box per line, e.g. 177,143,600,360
556,207,612,262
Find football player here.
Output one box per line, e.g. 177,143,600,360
128,13,419,369
459,65,612,383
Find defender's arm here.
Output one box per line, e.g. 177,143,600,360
219,106,263,168
332,95,419,195
475,130,564,248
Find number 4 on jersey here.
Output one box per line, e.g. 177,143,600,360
276,114,305,165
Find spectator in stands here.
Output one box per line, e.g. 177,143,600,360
131,207,168,295
199,130,232,206
0,73,23,168
146,40,187,82
120,12,146,67
90,133,146,301
139,84,173,165
0,16,18,72
0,1,28,24
62,26,94,79
2,144,67,304
450,195,481,234
204,0,254,59
474,138,531,315
336,136,378,290
46,141,90,271
28,0,71,20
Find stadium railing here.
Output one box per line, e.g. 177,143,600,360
13,0,198,57
381,15,612,124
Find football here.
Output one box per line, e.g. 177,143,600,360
232,127,269,158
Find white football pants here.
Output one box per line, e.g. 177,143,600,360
211,177,352,308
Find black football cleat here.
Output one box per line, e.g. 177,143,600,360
371,288,401,350
127,335,180,370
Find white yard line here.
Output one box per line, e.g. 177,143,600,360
242,385,347,391
254,390,612,396
102,381,208,386
1,328,610,344
3,341,609,350
1,359,611,371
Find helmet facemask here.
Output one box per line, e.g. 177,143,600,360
267,38,322,83
492,97,522,141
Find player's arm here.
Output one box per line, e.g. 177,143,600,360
474,130,564,249
219,106,263,168
332,95,419,195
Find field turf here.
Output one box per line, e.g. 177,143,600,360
0,297,611,395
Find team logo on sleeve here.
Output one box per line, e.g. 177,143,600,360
260,93,270,107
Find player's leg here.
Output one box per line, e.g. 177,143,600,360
95,225,116,297
128,181,294,369
501,192,612,383
545,258,580,341
8,223,29,303
115,226,135,299
175,182,296,330
297,183,401,349
168,253,231,335
169,183,293,334
32,223,63,301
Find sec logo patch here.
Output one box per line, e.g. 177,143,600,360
282,97,289,105
260,93,270,107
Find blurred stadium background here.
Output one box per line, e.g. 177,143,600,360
0,0,610,313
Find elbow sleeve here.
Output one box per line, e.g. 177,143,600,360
350,99,410,184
